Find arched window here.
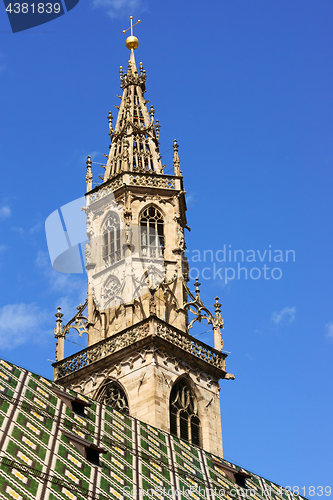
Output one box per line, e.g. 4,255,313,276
97,381,129,415
103,213,121,265
140,206,164,258
170,379,200,446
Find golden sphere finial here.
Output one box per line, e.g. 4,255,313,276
123,17,141,50
126,35,139,50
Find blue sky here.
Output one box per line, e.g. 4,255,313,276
1,0,333,496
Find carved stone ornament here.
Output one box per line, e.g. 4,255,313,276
129,174,176,189
131,192,175,206
177,225,186,251
125,220,132,246
74,347,151,393
96,380,129,414
141,266,164,291
156,347,219,389
53,300,89,345
55,322,150,379
87,177,124,204
183,279,223,329
85,244,94,268
156,323,225,370
103,275,121,302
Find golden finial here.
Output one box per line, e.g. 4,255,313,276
123,16,141,50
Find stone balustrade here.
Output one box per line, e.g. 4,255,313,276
87,172,178,204
53,319,226,380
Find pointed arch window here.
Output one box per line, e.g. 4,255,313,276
97,381,129,415
170,379,200,446
140,206,164,258
103,213,121,265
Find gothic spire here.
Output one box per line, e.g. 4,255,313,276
103,19,163,180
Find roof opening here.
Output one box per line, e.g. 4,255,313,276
235,473,247,488
211,459,251,487
51,387,91,417
71,400,86,417
85,446,100,466
62,430,106,466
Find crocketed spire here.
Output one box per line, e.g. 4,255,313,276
103,48,163,180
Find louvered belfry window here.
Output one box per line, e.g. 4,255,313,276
102,213,121,265
97,381,129,415
140,206,164,258
170,379,200,447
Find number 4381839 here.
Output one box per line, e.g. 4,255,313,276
6,3,61,13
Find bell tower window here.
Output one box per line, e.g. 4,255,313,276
97,380,129,415
140,206,164,258
103,213,121,265
170,379,200,447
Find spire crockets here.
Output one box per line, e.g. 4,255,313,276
103,18,163,180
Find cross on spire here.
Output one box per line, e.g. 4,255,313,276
123,16,141,37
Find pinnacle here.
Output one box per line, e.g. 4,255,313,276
103,55,164,180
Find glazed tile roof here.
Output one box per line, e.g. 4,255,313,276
0,359,304,500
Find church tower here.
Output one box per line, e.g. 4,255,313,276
53,19,234,458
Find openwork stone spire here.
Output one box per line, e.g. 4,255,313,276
103,46,163,179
